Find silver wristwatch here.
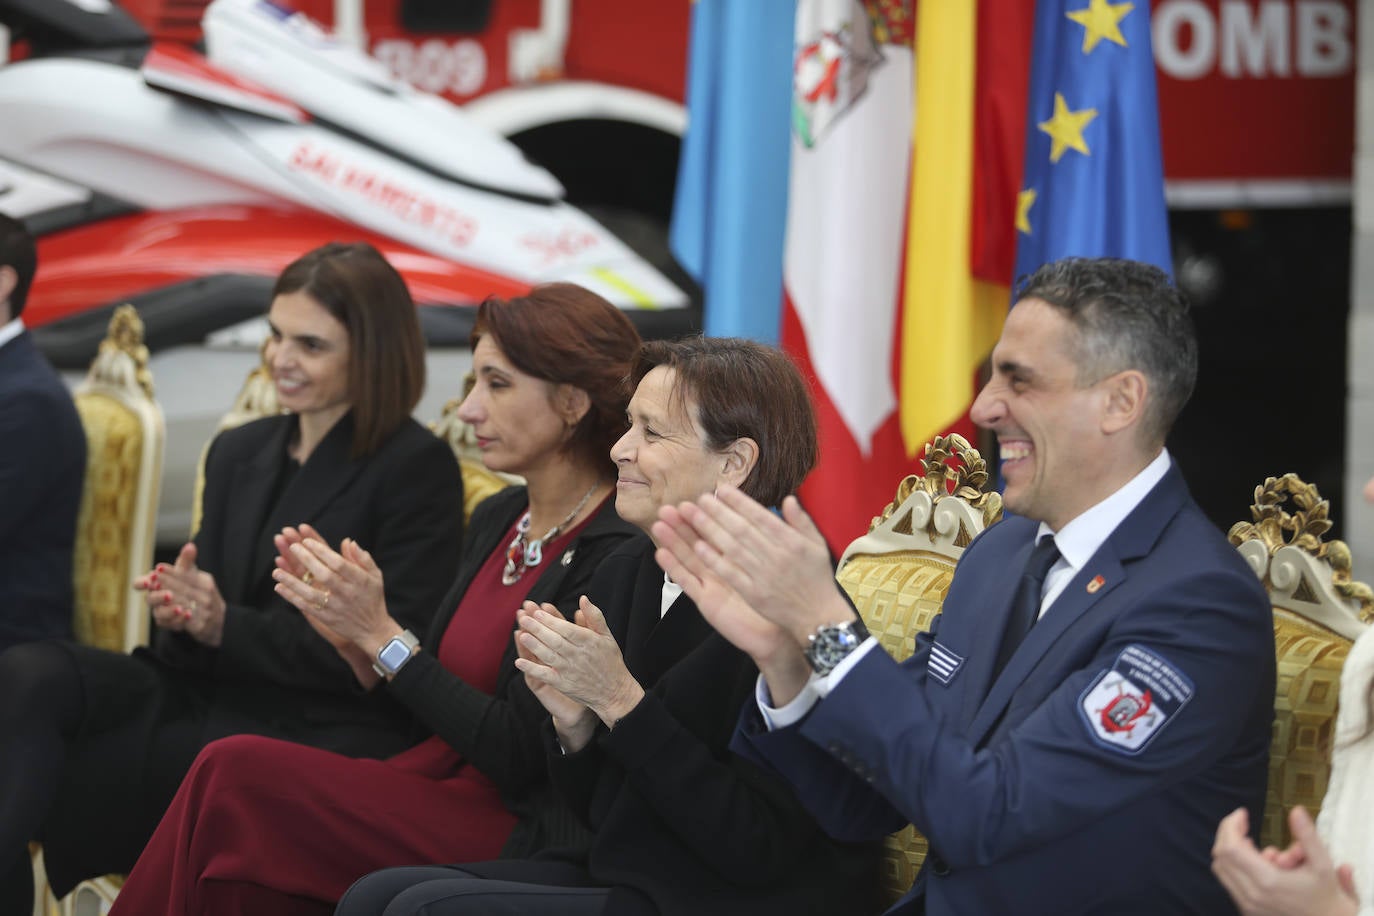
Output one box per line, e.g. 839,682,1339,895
372,629,420,677
803,618,871,676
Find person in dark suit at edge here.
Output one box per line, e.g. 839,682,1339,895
0,211,85,652
655,257,1276,915
0,241,464,914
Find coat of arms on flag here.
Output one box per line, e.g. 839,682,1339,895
792,0,911,149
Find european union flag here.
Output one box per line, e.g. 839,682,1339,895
1012,0,1171,280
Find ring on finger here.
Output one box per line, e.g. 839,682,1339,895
301,570,314,586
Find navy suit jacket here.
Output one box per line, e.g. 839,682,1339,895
737,464,1275,915
0,329,85,650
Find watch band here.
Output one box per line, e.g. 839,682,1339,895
372,629,420,678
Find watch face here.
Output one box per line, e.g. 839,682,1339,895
378,638,412,672
806,623,864,674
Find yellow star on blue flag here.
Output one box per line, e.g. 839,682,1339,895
1066,0,1134,54
1038,93,1097,163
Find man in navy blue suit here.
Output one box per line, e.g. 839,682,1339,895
655,258,1275,915
0,212,85,651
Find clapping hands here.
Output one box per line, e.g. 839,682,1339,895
515,597,644,752
134,542,227,647
1212,806,1359,916
271,523,398,686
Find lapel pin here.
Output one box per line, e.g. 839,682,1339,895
1086,575,1105,594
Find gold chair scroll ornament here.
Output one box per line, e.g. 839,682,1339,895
1228,473,1372,850
834,434,1003,906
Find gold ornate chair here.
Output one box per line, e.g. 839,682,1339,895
429,371,520,523
834,434,1003,906
69,305,164,653
30,306,164,916
1229,474,1372,849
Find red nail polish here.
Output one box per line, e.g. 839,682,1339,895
163,595,171,606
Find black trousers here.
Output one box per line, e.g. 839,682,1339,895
0,640,208,913
336,863,614,916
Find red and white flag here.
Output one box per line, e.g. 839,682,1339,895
783,0,1025,550
782,0,917,549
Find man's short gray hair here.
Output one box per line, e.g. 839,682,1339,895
1016,257,1196,446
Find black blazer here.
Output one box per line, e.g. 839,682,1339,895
0,330,85,650
147,411,464,755
385,485,639,856
541,539,881,916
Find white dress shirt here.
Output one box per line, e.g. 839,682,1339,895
0,316,24,350
661,574,683,618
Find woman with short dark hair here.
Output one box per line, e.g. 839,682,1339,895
271,241,426,457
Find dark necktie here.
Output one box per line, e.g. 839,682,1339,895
990,536,1061,682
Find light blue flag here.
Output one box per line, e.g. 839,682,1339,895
1013,0,1172,281
669,0,796,342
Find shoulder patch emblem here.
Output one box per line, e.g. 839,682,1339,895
1078,645,1194,754
928,641,965,685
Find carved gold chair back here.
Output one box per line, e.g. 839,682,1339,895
69,305,164,653
834,434,1003,907
1229,474,1372,849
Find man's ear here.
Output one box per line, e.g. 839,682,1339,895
0,266,16,322
719,437,760,489
556,384,592,427
1100,369,1148,436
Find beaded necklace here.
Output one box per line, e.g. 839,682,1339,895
502,483,599,586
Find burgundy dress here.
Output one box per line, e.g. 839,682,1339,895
107,514,588,916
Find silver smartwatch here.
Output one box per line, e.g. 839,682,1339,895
803,618,871,676
372,629,420,677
